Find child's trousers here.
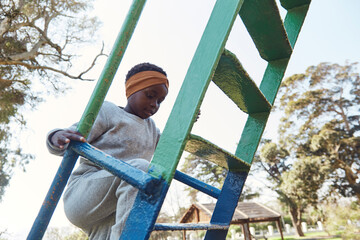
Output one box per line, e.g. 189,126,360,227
63,158,149,240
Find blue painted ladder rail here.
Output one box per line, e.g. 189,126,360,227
26,0,147,239
27,0,312,239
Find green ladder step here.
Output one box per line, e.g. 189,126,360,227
280,0,311,10
239,0,292,61
185,134,251,172
213,49,271,114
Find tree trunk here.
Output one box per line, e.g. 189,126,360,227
289,206,305,237
343,165,360,201
335,157,360,202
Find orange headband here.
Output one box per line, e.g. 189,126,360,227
125,71,169,98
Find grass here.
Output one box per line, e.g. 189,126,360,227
260,231,342,240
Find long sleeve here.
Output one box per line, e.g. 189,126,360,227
46,102,109,156
46,128,68,156
46,101,159,165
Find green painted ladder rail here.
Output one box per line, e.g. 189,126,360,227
122,0,311,239
28,0,311,239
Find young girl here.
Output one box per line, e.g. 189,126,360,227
47,63,169,239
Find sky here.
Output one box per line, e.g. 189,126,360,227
1,0,360,239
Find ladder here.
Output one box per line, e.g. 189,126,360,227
27,0,311,239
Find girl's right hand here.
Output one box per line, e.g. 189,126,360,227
51,130,86,149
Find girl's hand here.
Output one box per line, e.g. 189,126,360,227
51,130,86,149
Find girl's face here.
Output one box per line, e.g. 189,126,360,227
125,83,168,119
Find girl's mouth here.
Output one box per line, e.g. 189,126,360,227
144,110,154,117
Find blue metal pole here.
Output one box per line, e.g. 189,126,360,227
204,171,248,239
174,170,221,199
27,1,147,239
70,141,160,195
27,149,79,239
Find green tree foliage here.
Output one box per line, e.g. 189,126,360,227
0,0,105,201
258,141,329,236
322,201,360,239
181,154,227,203
44,226,88,240
258,62,360,236
277,62,360,200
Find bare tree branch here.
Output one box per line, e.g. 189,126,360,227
0,17,11,37
1,47,107,81
8,39,46,61
78,42,107,78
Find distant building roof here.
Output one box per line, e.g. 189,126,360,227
180,202,281,224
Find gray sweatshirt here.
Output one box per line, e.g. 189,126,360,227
46,101,160,174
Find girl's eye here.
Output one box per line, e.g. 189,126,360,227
157,98,165,104
147,94,154,99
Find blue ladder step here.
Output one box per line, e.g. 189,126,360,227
174,170,221,199
239,0,292,61
154,223,229,231
70,141,160,195
213,49,271,114
185,134,251,172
